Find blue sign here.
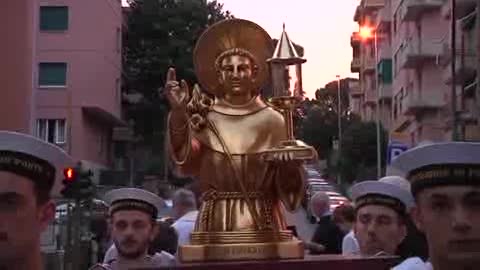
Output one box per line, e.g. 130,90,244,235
387,142,409,165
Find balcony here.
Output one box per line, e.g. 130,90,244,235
399,37,443,69
404,93,445,115
376,7,392,32
401,0,443,22
442,45,477,85
350,83,363,97
362,0,385,10
363,57,376,73
364,89,377,106
441,0,476,19
354,5,362,22
378,83,393,101
351,32,361,46
393,112,412,132
351,58,361,73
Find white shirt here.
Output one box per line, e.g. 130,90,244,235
99,244,175,269
342,230,360,255
393,257,433,270
172,210,198,246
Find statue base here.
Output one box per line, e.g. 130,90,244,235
262,140,317,161
178,240,304,262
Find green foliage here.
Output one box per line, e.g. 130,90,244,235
123,0,233,148
300,78,358,160
339,121,388,183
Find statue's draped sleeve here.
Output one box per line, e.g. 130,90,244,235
267,112,305,212
167,112,201,176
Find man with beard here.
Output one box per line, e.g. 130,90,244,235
0,131,73,270
391,142,480,270
350,176,414,257
90,188,175,269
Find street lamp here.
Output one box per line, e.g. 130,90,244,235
359,25,382,179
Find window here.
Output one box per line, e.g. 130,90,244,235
399,88,405,113
36,119,67,144
39,63,67,87
40,6,69,31
393,96,398,120
116,27,121,52
393,53,398,77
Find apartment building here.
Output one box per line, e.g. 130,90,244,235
351,0,390,128
440,0,480,140
0,0,37,133
352,0,480,146
348,80,362,115
390,0,448,146
0,0,126,179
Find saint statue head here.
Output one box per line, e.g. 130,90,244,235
193,19,273,103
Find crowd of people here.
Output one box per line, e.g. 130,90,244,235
306,177,428,261
1,129,479,270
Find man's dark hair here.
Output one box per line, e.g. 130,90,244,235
333,204,355,223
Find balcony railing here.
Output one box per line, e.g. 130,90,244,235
442,43,477,85
363,57,376,73
378,83,393,101
441,0,476,19
364,88,377,105
376,7,392,32
404,92,445,115
401,0,443,22
351,32,361,46
351,58,361,73
399,37,443,69
362,0,384,10
350,85,363,97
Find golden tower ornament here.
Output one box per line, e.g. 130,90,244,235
263,24,317,162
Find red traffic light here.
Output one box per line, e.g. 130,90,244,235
63,168,76,181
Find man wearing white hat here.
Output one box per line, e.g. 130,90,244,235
0,131,74,270
350,176,415,257
89,188,175,269
390,142,480,270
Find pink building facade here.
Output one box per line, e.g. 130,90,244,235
0,0,37,133
352,0,480,146
390,0,448,146
1,0,124,175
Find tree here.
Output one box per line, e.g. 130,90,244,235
123,0,233,178
339,121,388,183
124,0,233,150
299,78,359,160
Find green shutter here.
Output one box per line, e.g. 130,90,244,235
378,59,393,84
40,6,69,31
39,63,67,86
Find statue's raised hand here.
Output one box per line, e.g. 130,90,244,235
165,68,190,110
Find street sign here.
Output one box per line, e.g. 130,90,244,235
387,141,409,165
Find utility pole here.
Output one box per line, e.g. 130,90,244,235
374,30,382,179
451,0,459,141
336,75,342,186
476,0,480,124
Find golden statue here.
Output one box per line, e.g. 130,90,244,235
165,19,312,262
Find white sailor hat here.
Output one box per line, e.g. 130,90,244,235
0,131,75,198
105,188,164,219
388,142,480,196
350,176,415,215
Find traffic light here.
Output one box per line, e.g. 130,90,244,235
61,164,95,200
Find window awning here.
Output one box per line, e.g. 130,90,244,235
82,106,127,127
